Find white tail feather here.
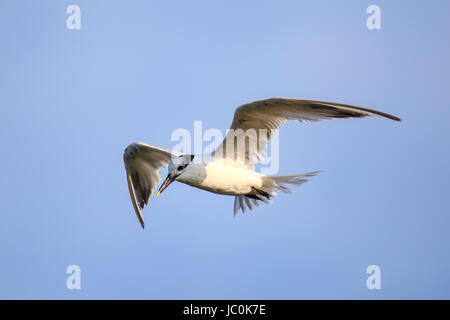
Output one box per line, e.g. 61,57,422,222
233,171,321,215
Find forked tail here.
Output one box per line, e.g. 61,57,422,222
233,171,321,215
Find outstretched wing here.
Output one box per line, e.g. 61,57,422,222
214,98,401,164
123,142,181,229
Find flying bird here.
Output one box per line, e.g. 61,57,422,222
124,98,400,228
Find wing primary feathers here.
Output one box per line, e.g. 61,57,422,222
126,172,145,229
303,99,401,121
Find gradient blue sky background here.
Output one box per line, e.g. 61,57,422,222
1,0,449,299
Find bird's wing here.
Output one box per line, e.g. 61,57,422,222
123,142,181,229
214,98,401,164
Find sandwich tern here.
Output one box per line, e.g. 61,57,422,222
124,98,400,228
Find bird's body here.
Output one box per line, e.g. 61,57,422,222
177,157,263,196
124,97,401,228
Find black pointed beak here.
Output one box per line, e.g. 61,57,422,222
156,174,175,198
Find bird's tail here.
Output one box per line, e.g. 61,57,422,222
233,171,321,215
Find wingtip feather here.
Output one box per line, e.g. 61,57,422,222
127,172,146,229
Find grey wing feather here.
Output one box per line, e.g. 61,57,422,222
215,98,401,164
123,142,181,229
233,195,269,216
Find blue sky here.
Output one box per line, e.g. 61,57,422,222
1,0,449,299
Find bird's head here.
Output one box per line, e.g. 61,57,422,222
156,154,195,197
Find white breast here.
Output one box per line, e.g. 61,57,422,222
177,158,264,196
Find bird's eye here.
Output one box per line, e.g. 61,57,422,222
177,166,183,171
